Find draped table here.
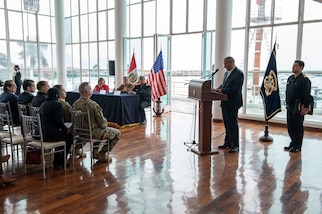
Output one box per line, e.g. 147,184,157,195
66,92,141,127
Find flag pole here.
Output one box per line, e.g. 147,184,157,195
259,119,273,142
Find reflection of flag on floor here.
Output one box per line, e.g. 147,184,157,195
260,43,281,120
147,50,167,101
128,53,139,84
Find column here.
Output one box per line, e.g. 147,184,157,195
213,0,233,120
54,0,66,86
115,0,127,88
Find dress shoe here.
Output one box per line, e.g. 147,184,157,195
228,147,239,153
289,148,301,153
1,154,10,163
0,175,16,185
284,146,292,151
218,144,230,149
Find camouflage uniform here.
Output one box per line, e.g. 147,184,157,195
60,100,72,122
72,97,121,152
116,83,134,93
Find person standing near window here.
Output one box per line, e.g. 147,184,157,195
284,60,311,153
215,56,244,153
13,65,22,95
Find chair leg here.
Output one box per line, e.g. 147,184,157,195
11,143,15,174
24,145,27,174
42,150,46,179
72,143,75,165
64,145,66,172
90,143,93,169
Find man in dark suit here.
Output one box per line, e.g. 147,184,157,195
31,80,49,107
215,56,244,153
129,76,151,124
18,79,36,105
13,65,22,95
0,80,20,125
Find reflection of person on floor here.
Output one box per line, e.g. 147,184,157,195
72,82,121,163
197,152,241,213
129,76,151,125
257,146,276,213
0,152,16,185
280,158,308,213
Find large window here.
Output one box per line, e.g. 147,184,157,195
1,0,322,127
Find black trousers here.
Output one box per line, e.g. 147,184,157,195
287,108,304,149
139,101,150,122
222,107,239,148
44,131,73,165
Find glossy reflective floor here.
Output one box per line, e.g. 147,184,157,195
1,109,322,213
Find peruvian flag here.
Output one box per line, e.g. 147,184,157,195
128,53,139,85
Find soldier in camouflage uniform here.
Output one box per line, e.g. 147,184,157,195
72,82,121,163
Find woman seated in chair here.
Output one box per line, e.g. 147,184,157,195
93,77,109,93
39,88,73,169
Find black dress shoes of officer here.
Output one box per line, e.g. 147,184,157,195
284,146,292,151
218,144,230,149
289,148,301,153
228,147,239,153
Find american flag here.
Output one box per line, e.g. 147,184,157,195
147,50,167,101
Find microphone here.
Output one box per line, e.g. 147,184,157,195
210,69,219,78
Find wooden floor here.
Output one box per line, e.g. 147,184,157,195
1,110,322,213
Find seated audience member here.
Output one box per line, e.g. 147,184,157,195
39,88,73,169
53,85,71,123
0,80,20,125
31,80,49,107
0,151,16,185
129,76,151,125
18,79,36,105
72,82,121,163
54,84,85,158
116,76,134,93
93,77,109,93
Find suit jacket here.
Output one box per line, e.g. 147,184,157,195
132,83,151,104
39,100,68,137
0,91,20,125
218,67,244,110
18,92,34,105
31,92,48,107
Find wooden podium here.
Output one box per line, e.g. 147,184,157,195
188,79,227,155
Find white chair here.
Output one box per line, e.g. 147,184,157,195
0,102,25,174
21,114,67,179
71,110,109,169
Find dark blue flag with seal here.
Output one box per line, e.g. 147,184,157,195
260,43,281,120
